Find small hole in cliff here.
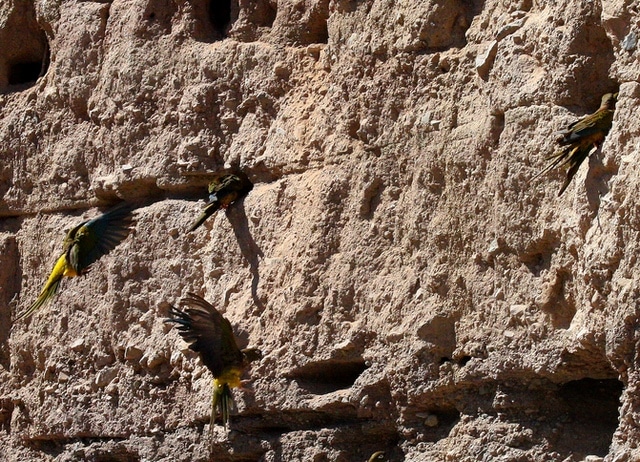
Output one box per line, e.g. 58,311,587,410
0,1,49,93
2,34,49,92
288,359,368,395
209,0,232,38
8,60,43,85
256,1,277,28
304,4,329,44
91,449,139,462
520,229,560,277
411,408,461,442
556,378,622,458
312,20,328,45
429,409,460,441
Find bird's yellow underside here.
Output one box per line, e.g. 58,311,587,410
214,368,243,389
49,254,78,281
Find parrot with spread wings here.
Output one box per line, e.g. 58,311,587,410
16,203,134,322
165,293,262,429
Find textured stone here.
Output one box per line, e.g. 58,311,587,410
0,0,636,461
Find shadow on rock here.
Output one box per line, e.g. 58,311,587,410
227,201,264,312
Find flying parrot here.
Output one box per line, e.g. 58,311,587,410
536,92,617,195
165,293,262,429
188,171,253,232
15,203,134,322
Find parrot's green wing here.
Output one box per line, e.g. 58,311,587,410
208,173,253,204
67,203,133,273
208,173,240,195
166,293,244,377
558,93,616,145
559,110,614,145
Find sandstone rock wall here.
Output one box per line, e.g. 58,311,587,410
1,0,639,461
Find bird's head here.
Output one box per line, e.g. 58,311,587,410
368,451,386,462
602,92,617,110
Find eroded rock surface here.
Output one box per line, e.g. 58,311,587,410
1,0,638,461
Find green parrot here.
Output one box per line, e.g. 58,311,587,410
536,92,617,195
368,451,386,462
165,293,262,429
15,203,134,322
188,171,253,232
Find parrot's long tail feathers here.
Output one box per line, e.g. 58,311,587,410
15,275,63,322
557,147,591,196
212,380,234,429
558,179,572,197
188,213,209,233
188,201,220,232
531,147,573,182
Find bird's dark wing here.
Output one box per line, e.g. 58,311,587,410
207,174,238,204
67,203,134,273
234,171,254,196
558,110,613,145
209,172,253,202
166,293,244,377
208,173,239,194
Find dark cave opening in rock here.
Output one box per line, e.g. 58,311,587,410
8,57,46,86
423,409,461,442
288,359,369,395
557,378,623,457
0,399,14,433
209,0,232,38
1,25,49,92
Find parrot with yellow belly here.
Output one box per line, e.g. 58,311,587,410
15,203,134,322
165,293,262,429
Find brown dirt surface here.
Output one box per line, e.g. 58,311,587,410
1,0,638,461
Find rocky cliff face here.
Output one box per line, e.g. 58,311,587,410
1,0,639,461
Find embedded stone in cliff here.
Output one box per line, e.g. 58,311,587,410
621,32,637,52
476,40,498,80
